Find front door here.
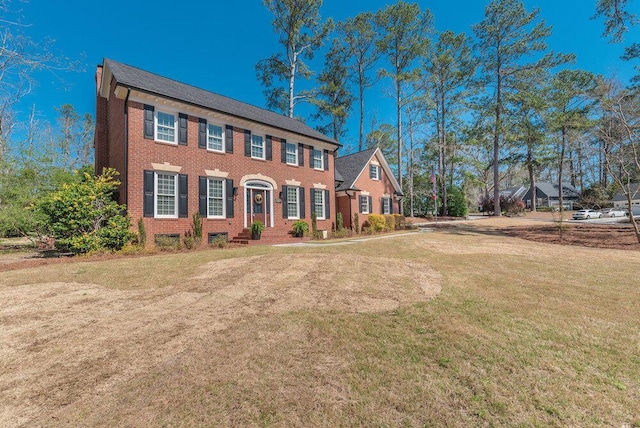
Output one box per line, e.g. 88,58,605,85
246,188,271,227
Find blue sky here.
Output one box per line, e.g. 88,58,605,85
14,0,640,152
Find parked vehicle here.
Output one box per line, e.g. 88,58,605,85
601,208,627,217
572,209,603,220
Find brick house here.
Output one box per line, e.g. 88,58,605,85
334,147,403,229
95,59,340,244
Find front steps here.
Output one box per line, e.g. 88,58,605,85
230,228,311,246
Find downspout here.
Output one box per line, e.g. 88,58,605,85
123,87,131,207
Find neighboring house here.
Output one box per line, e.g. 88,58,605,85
95,59,340,244
521,182,580,210
334,147,403,229
612,184,640,215
500,186,527,200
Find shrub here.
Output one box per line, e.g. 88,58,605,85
292,220,309,237
210,234,228,248
447,185,468,217
336,212,344,231
155,235,181,251
383,214,396,231
192,213,203,244
392,214,406,229
137,218,146,247
368,214,386,232
311,212,322,239
182,230,196,249
354,213,360,234
332,228,353,239
361,220,371,234
34,168,134,254
480,195,525,216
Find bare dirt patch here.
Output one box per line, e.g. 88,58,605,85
0,253,441,427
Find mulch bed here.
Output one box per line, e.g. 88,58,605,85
500,224,640,251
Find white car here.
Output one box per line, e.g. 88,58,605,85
572,209,602,220
601,208,627,217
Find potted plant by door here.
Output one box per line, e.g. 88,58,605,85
250,220,265,240
291,220,308,237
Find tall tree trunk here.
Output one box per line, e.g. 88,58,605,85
408,109,415,217
288,52,297,118
396,78,403,212
440,88,448,217
558,126,567,235
527,142,537,212
493,71,502,216
359,68,365,151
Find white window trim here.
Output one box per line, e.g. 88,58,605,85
371,164,380,180
154,109,178,145
286,142,298,166
207,122,225,153
313,148,324,170
207,178,226,219
361,196,370,215
382,197,391,215
154,172,178,218
314,190,326,220
287,186,299,219
251,134,266,160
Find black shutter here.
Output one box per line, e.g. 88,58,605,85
310,189,316,218
323,149,329,171
325,190,330,219
309,146,314,168
281,139,287,163
359,195,364,214
281,185,288,217
178,113,188,145
368,196,372,213
143,105,154,139
199,176,207,216
225,125,234,153
300,187,306,219
390,198,394,214
381,198,385,214
298,144,304,166
244,130,251,156
178,174,188,218
369,165,374,179
198,118,207,148
266,135,273,161
143,170,154,217
225,179,234,218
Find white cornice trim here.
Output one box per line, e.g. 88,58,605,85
205,169,229,178
313,183,327,190
151,162,182,173
285,179,302,186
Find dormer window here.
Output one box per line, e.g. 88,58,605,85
370,164,380,180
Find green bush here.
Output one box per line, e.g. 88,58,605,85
34,168,134,254
446,185,468,217
383,215,395,231
137,218,146,247
368,214,386,232
336,212,344,231
392,214,406,229
354,213,360,234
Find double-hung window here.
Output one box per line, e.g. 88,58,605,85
286,186,299,218
251,134,265,159
207,178,225,218
382,197,391,215
314,190,325,220
370,164,380,180
156,111,176,143
156,172,178,217
286,142,298,165
313,148,323,170
360,195,370,214
207,124,224,152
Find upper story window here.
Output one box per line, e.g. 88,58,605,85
156,111,176,143
251,134,265,159
208,124,224,152
313,148,323,170
286,142,298,165
156,172,178,217
370,164,380,180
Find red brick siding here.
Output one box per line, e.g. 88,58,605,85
97,86,336,245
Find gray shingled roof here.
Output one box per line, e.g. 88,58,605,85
335,148,377,191
612,183,640,201
103,58,339,147
536,182,580,198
